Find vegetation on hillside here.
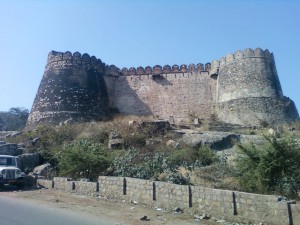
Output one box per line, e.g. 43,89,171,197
3,117,300,198
5,121,220,183
0,107,29,131
236,136,300,198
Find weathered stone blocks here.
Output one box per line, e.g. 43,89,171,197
26,48,299,129
37,176,296,225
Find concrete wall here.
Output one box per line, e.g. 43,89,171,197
37,176,299,225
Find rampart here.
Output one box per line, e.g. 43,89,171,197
37,176,300,225
26,48,299,130
119,62,211,76
26,51,110,129
210,48,298,125
46,51,106,73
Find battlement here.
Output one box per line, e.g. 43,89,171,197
26,47,299,130
211,48,274,71
120,63,211,76
46,51,106,73
46,51,212,77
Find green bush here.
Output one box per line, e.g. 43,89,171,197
123,133,147,148
236,136,300,198
193,146,218,166
53,140,111,181
113,148,168,179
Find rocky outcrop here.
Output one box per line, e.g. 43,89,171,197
178,130,240,150
108,131,123,149
33,163,53,178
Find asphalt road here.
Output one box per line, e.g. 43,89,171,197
0,195,117,225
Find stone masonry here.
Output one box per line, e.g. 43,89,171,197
26,48,299,129
37,176,300,225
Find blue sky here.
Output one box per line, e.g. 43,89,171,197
0,0,299,113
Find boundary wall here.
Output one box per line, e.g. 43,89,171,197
37,177,299,225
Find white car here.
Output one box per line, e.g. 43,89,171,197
0,155,26,189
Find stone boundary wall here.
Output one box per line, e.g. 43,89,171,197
37,176,299,225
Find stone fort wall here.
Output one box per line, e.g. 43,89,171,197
210,48,298,125
105,70,216,124
37,176,299,225
26,48,299,129
26,51,109,129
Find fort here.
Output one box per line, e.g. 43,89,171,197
26,48,299,129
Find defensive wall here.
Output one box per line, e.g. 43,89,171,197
26,48,299,130
26,51,109,129
37,176,300,225
210,48,298,125
105,70,216,124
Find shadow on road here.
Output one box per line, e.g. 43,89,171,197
0,184,38,192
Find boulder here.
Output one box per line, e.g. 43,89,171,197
268,128,281,138
179,130,239,150
109,130,121,139
128,120,138,126
33,163,53,178
166,139,180,149
140,120,171,134
108,138,123,149
5,131,22,138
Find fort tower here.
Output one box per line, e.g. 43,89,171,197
26,48,299,130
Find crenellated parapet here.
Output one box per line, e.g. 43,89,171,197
120,62,211,76
46,51,213,77
26,47,299,130
210,48,274,73
46,51,106,73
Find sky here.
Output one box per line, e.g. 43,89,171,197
0,0,299,112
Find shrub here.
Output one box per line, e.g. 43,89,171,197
235,136,300,198
123,133,147,148
192,146,219,166
53,140,111,181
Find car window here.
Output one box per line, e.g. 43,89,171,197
0,157,16,166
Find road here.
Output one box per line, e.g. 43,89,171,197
0,195,117,225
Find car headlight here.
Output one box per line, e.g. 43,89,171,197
1,170,5,175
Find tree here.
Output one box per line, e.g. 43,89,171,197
54,140,111,181
236,136,300,198
0,107,29,131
